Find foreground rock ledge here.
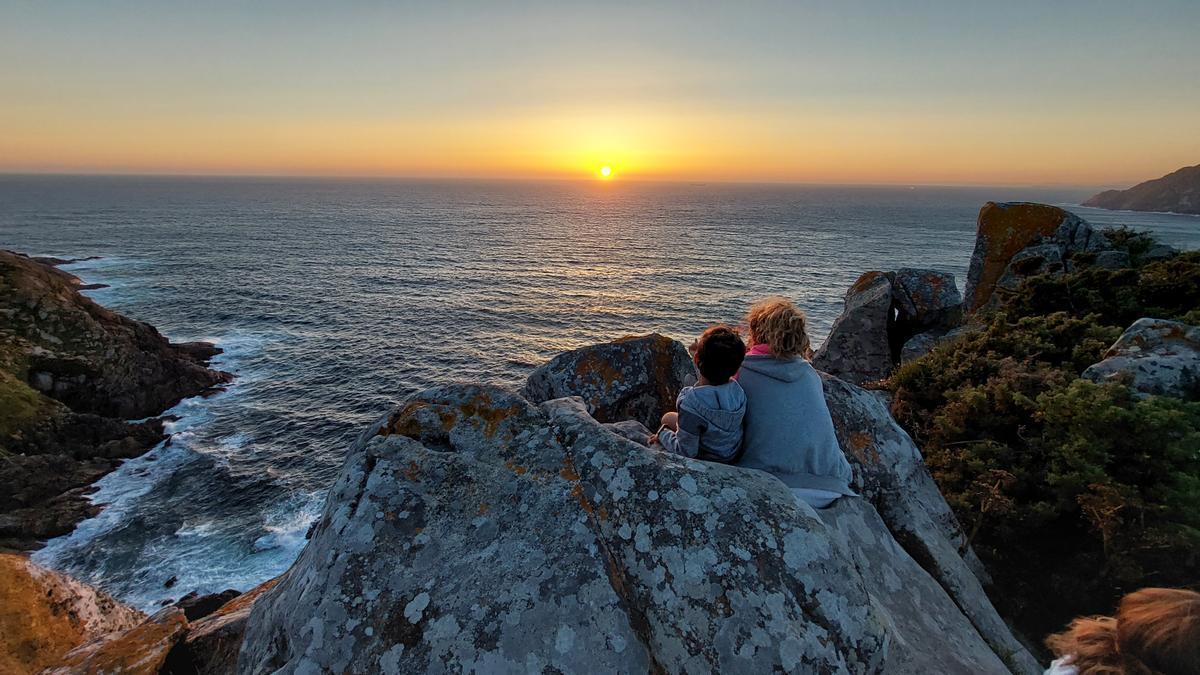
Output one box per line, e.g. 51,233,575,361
240,346,1037,673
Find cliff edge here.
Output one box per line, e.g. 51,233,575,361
0,251,232,550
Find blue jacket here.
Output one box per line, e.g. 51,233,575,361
735,355,856,496
657,380,746,462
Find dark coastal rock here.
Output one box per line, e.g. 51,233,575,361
1083,163,1200,215
963,202,1107,312
0,553,144,674
812,271,895,384
1091,249,1132,270
523,333,694,429
813,268,963,384
994,243,1064,294
240,336,1036,672
1082,318,1200,399
0,250,232,550
1144,242,1180,262
163,578,280,675
900,325,977,363
30,255,102,267
44,606,188,675
891,267,963,331
173,589,242,621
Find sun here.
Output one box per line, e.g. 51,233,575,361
599,165,613,179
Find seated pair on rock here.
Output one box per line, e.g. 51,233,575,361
650,297,857,509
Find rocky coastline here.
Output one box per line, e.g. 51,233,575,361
2,201,1197,673
1084,163,1200,215
0,250,232,551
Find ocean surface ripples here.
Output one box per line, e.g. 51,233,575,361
2,175,1197,609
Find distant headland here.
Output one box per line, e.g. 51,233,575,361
1084,163,1200,215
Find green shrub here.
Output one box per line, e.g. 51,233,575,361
890,244,1200,639
1005,251,1200,327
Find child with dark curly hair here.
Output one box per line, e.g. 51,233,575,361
650,325,746,463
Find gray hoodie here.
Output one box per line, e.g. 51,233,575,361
657,380,746,462
736,355,856,496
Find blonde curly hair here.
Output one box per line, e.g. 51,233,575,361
745,297,812,360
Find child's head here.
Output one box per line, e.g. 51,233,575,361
1046,587,1200,675
694,325,745,384
745,297,812,359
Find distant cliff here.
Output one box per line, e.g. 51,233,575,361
0,251,231,550
1084,163,1200,215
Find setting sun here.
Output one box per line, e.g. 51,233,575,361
599,165,613,179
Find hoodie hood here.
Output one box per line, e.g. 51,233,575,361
738,354,808,383
679,380,746,432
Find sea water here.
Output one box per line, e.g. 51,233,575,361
2,175,1197,610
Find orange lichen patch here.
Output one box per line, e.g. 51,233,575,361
504,460,528,476
380,391,523,441
969,202,1067,311
403,462,421,481
377,400,435,437
560,457,580,481
50,607,188,675
454,399,523,439
602,545,629,598
570,484,594,515
573,351,625,390
845,432,881,465
596,505,608,523
850,271,889,295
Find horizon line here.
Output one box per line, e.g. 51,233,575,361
0,170,1115,192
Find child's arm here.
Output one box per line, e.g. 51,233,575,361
657,408,705,458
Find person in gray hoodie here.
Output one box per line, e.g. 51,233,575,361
737,297,856,508
651,325,747,462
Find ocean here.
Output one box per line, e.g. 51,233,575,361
2,175,1197,611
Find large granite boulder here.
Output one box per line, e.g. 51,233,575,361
0,251,233,550
812,272,895,385
821,375,1039,673
891,268,963,332
0,553,144,675
817,498,1014,673
813,269,963,384
239,336,1038,673
44,606,188,675
963,202,1107,312
1082,318,1200,399
523,333,694,428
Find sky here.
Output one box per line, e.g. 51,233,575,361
1,1,1198,186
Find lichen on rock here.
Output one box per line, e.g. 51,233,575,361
237,337,1036,673
523,333,694,429
1083,317,1200,399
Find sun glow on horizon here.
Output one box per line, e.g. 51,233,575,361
1,4,1198,185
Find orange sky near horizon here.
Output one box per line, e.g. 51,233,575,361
2,3,1198,188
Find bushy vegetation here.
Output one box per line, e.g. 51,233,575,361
890,227,1200,639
